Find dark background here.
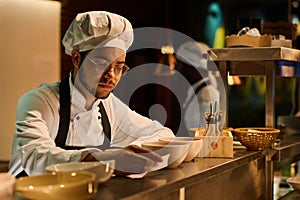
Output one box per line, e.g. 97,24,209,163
57,0,293,77
55,0,299,132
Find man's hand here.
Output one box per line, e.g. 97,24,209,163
112,145,163,176
82,146,162,176
123,145,163,162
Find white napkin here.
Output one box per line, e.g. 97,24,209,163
126,154,170,179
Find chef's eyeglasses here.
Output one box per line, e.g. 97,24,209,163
84,55,130,76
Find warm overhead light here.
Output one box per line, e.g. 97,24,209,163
155,45,176,76
161,45,174,54
228,74,241,85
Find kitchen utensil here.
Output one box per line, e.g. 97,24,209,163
16,171,96,200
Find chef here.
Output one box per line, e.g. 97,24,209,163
8,11,174,177
175,41,219,133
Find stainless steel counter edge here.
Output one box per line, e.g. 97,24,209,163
95,150,265,200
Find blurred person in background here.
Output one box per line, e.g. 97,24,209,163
175,41,219,134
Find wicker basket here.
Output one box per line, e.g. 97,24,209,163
232,127,280,151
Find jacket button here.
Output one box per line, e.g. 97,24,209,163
76,116,80,120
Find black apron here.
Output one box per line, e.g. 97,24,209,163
16,77,111,177
55,77,111,150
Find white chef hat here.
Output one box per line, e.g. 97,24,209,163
176,41,209,70
62,11,133,55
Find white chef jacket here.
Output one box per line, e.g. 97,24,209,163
8,75,174,176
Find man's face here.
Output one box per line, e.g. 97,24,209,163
77,47,127,99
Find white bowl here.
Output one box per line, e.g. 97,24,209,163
16,171,97,200
0,173,15,200
287,175,300,192
159,137,203,162
46,160,115,183
141,141,189,168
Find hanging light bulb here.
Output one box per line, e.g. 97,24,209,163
154,45,176,76
228,73,241,85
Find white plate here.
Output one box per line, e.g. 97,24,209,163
46,160,115,183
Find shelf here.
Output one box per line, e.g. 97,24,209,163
208,47,300,62
271,135,300,162
208,47,300,200
208,47,300,128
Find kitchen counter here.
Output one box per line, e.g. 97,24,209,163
278,190,300,199
14,135,300,200
94,149,266,200
271,135,300,162
207,47,300,199
94,135,300,200
14,135,300,199
268,134,300,199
